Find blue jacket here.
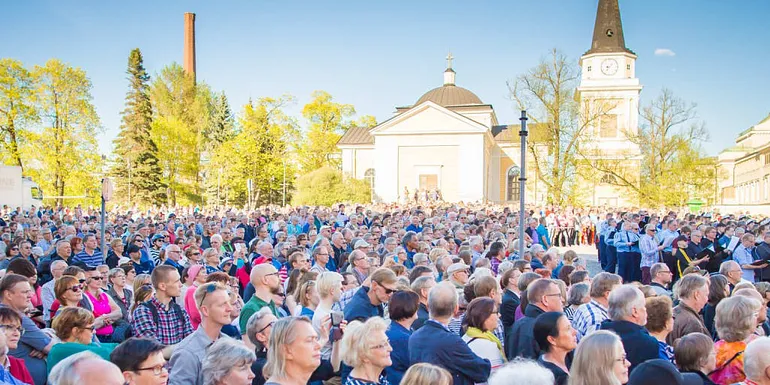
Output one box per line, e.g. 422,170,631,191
343,287,383,322
385,321,412,385
600,319,659,374
500,289,521,333
409,320,491,385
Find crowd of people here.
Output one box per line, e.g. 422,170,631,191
2,203,770,385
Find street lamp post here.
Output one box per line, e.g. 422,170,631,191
101,178,113,256
518,111,528,259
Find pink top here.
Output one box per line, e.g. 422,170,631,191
85,290,114,336
184,284,201,330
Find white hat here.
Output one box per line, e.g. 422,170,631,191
447,262,470,275
118,257,131,266
354,240,371,249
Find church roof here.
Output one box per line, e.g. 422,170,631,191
492,123,549,143
337,126,373,146
415,85,484,107
585,0,635,56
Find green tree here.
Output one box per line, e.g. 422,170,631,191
207,96,297,207
150,63,212,205
204,91,235,150
25,59,102,206
0,58,37,169
296,91,375,172
591,88,715,207
292,166,371,206
111,48,166,207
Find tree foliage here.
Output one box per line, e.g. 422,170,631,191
292,166,371,206
206,96,297,208
150,63,212,206
295,91,375,172
0,58,37,169
111,48,166,207
24,59,102,206
590,88,716,207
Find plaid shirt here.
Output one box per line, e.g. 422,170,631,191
132,296,193,345
571,299,608,341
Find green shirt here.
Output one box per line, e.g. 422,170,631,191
47,342,117,374
239,295,278,331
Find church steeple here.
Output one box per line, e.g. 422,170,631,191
443,52,456,86
585,0,635,55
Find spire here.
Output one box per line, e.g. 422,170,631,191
585,0,635,55
443,52,456,86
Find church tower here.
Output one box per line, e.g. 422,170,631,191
577,0,642,206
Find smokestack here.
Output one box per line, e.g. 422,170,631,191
184,12,196,81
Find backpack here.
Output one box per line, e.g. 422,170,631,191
142,300,186,331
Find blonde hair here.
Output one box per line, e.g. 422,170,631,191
401,363,452,385
297,280,317,308
263,316,313,379
316,272,342,299
568,330,624,385
428,248,449,264
340,316,389,368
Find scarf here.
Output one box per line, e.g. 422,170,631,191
465,326,507,362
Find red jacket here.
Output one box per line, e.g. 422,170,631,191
9,356,33,385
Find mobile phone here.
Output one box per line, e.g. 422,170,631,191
331,311,343,327
331,327,344,341
235,243,245,252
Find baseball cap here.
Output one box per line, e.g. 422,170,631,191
447,262,470,275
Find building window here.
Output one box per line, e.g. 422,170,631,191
600,114,618,138
627,64,631,70
600,174,617,185
507,166,521,202
764,154,770,165
587,66,592,72
364,168,375,190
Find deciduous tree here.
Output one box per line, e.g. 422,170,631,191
292,166,371,206
0,58,37,169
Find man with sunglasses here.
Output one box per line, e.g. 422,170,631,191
343,267,398,323
168,282,231,385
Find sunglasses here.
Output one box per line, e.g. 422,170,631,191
90,276,104,281
69,285,83,292
78,279,86,284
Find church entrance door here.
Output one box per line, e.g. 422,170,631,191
419,174,438,191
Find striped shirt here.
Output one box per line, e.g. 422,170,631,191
571,299,608,341
72,249,104,268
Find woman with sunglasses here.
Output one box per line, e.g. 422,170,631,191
83,268,123,343
52,276,85,319
48,307,115,374
4,244,19,259
110,337,169,385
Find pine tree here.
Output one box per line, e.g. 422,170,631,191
111,48,166,206
203,92,235,206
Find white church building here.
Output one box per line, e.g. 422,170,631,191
338,0,642,205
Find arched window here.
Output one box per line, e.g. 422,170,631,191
507,166,520,202
364,168,375,190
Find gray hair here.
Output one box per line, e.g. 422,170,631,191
716,295,761,342
203,338,256,385
413,253,429,265
469,236,483,248
488,358,554,385
719,260,740,276
48,351,113,385
245,307,274,347
498,260,514,276
428,282,458,318
568,283,590,306
411,276,435,296
677,274,708,300
745,337,770,381
607,284,644,321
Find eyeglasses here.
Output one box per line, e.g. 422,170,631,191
371,340,391,350
0,325,24,336
69,285,83,292
135,362,169,376
615,354,628,363
265,272,280,278
256,320,275,334
79,324,97,332
78,279,86,284
90,276,104,281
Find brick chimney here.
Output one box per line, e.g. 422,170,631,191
183,12,196,81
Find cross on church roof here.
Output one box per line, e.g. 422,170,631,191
446,52,454,69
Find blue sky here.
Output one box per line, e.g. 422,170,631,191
2,0,769,156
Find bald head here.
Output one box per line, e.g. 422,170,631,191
428,281,458,319
250,263,278,289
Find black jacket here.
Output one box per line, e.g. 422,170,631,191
501,289,520,333
505,304,545,360
600,319,659,374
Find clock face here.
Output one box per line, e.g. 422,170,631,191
601,59,619,75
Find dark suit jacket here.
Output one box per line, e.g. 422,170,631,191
409,320,491,385
501,289,520,332
600,319,659,374
505,304,545,360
